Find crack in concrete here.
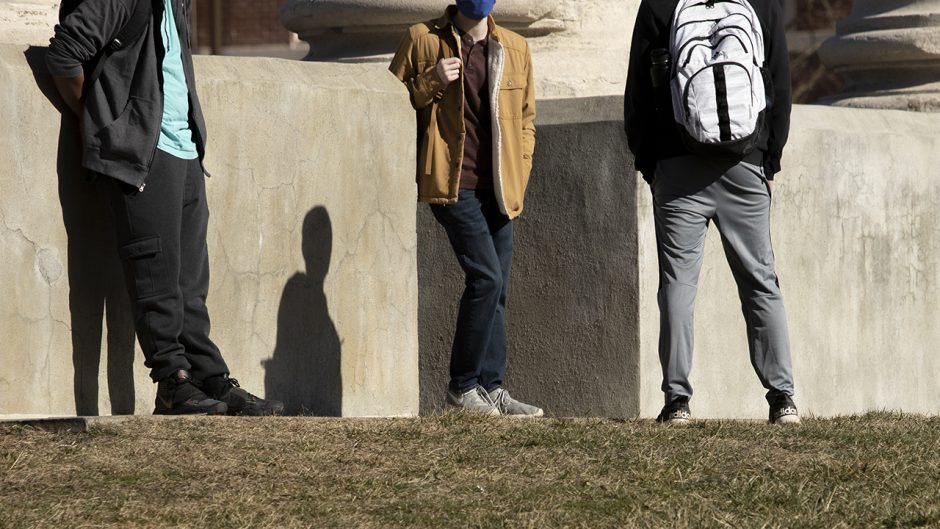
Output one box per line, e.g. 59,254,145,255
0,210,74,374
0,209,40,253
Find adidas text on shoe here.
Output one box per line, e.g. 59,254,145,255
488,388,544,418
656,397,692,425
446,386,500,416
769,395,801,425
154,370,228,415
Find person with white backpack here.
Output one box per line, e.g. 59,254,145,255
624,0,799,425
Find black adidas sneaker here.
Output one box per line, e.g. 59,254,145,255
768,394,801,425
656,397,692,425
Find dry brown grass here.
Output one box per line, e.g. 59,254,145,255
2,413,939,528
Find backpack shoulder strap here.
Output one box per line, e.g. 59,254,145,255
85,0,152,89
113,0,152,49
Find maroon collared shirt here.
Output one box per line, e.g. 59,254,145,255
458,29,493,190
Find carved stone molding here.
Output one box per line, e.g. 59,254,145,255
819,0,940,112
0,0,59,46
280,0,566,61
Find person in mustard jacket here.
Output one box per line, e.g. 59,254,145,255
389,0,542,417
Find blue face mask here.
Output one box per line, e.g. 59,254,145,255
456,0,495,20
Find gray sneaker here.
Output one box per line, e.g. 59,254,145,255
488,388,544,418
446,386,500,416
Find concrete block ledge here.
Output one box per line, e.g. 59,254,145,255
0,415,191,433
3,41,940,420
638,104,940,418
418,97,940,419
0,44,419,418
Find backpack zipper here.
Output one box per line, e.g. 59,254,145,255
675,13,748,32
680,34,750,69
682,60,752,117
675,0,745,21
675,24,755,67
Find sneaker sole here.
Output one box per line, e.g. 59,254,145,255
444,403,501,416
153,403,229,416
499,409,545,419
772,415,801,425
227,403,286,417
659,417,692,426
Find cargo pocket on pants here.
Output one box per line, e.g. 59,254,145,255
118,236,170,300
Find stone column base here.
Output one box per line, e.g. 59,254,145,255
280,0,566,62
819,0,940,112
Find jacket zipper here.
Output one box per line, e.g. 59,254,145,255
141,0,206,190
140,0,170,193
451,25,464,192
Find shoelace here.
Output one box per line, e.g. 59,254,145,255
477,386,498,407
226,378,266,403
488,388,510,411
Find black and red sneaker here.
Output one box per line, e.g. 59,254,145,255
154,370,228,415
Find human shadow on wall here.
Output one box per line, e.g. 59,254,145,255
263,206,342,416
24,47,137,415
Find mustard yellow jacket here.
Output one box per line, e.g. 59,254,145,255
389,7,536,219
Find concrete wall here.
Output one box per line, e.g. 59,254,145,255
419,96,940,419
639,105,940,419
0,44,418,417
4,39,940,420
418,98,639,417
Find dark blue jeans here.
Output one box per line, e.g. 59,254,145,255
431,189,513,394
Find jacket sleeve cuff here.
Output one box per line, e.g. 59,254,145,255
45,54,84,79
416,68,446,99
634,152,655,183
766,156,782,178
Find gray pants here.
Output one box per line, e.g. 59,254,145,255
653,155,794,405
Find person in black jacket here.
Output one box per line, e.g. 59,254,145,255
47,0,282,416
625,0,800,425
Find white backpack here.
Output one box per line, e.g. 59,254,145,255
669,0,767,156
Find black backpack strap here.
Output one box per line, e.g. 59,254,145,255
113,0,152,50
86,0,153,87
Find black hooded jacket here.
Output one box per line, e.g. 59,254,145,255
46,0,208,189
624,0,791,182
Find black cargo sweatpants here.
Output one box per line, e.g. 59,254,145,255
108,149,229,383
